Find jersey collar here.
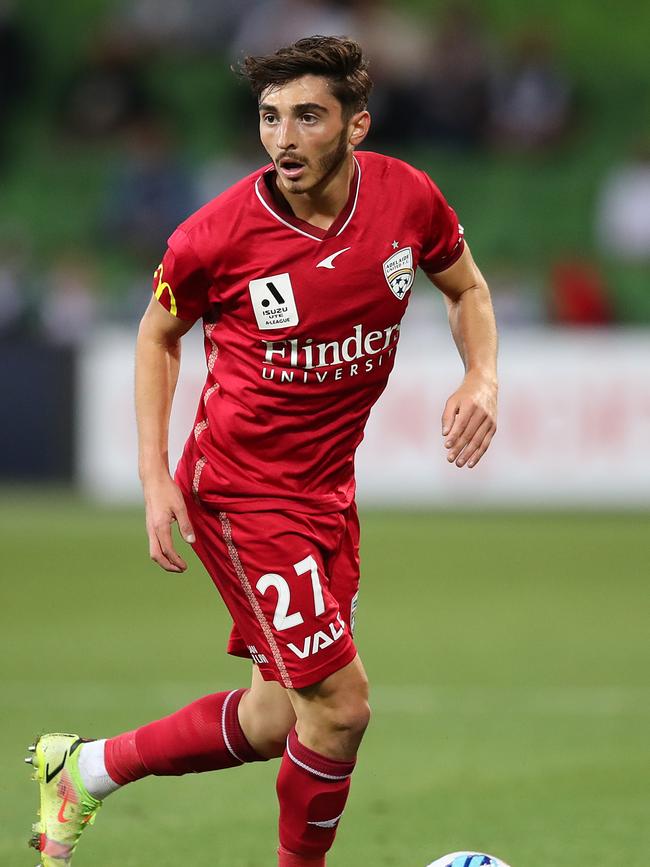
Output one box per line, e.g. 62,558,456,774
254,156,361,242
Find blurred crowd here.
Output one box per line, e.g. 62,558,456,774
1,0,649,344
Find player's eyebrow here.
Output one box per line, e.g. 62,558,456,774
258,102,329,116
292,102,328,114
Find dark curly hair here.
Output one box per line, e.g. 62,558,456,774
240,35,372,118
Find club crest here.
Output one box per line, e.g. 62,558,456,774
382,246,414,299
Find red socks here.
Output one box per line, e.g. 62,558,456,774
276,728,356,866
104,688,263,784
278,849,328,867
104,696,357,866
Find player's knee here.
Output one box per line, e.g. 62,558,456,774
295,669,371,756
323,665,370,736
327,696,371,740
303,694,371,758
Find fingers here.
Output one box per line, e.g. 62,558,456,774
148,516,188,573
455,417,496,468
443,400,496,468
175,502,196,544
442,400,475,458
441,397,460,438
463,421,496,468
149,532,184,572
143,481,196,572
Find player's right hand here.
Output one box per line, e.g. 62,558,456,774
142,474,196,572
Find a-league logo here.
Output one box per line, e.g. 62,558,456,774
382,247,414,300
249,272,299,330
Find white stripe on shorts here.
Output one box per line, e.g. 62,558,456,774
218,512,293,689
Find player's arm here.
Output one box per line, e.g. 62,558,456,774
427,243,498,468
135,297,197,572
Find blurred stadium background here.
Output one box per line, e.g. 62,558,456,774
1,1,649,865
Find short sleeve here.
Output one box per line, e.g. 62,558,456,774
152,228,211,321
417,172,465,274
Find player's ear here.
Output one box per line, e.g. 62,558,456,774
348,111,370,147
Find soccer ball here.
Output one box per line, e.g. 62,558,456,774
426,852,512,867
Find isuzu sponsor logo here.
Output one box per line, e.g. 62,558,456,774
249,272,299,330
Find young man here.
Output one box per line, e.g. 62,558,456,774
28,36,497,867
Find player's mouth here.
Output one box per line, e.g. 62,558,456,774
277,157,307,180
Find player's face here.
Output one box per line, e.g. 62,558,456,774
258,75,367,196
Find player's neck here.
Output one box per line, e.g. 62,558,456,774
274,153,355,231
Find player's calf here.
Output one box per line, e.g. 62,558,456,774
276,657,371,866
238,677,297,759
277,727,356,866
104,688,265,784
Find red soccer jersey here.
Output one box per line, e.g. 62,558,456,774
154,151,464,512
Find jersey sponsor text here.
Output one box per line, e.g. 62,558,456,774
261,321,401,384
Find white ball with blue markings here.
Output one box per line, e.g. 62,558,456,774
426,853,511,867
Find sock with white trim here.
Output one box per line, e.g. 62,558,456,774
277,727,356,865
103,689,265,785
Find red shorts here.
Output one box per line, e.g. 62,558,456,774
182,494,360,689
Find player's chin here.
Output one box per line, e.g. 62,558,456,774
279,171,319,196
285,182,306,194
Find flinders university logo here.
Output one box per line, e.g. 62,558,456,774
382,246,414,300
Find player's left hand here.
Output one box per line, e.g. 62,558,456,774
441,371,497,468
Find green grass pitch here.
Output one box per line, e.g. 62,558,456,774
1,493,648,866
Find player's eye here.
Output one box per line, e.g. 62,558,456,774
300,114,319,124
262,114,278,125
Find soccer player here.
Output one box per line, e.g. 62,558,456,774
28,36,498,867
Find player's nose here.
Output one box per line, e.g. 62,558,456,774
275,118,296,150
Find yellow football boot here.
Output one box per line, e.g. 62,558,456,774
27,733,101,865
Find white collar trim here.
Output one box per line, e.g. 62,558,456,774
254,156,362,242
